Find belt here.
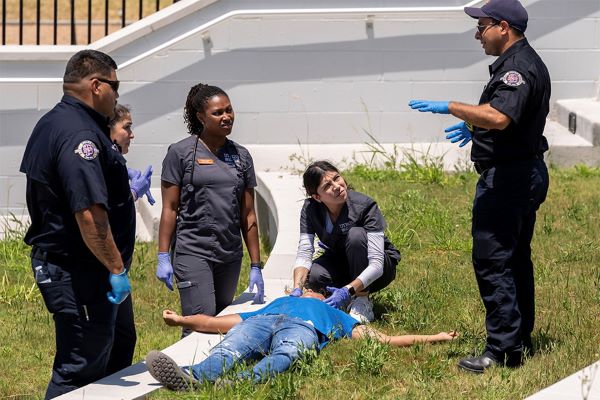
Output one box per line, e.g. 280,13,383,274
31,246,73,266
474,155,544,174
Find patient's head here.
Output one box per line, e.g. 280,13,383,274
299,282,330,301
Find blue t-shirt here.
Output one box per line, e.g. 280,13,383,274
238,297,358,349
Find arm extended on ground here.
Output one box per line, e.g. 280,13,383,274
162,310,242,334
351,325,458,346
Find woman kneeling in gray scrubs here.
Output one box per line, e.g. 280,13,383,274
157,84,264,336
290,161,400,323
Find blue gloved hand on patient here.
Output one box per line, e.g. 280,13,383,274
289,287,303,297
156,252,174,291
445,121,473,147
248,265,265,304
408,100,450,114
323,286,352,309
107,270,131,304
129,165,155,205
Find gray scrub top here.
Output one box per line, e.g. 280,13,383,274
161,136,257,262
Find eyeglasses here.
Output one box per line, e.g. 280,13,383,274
476,22,498,34
92,77,120,92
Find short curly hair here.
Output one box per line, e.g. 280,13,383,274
183,83,228,136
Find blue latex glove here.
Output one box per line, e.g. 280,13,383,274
127,167,139,181
248,266,265,304
323,286,352,310
289,287,303,297
445,121,473,147
129,165,155,205
107,270,131,304
408,100,450,114
156,252,174,291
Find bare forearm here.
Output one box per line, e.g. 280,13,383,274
158,209,176,252
292,266,309,288
241,189,260,263
449,102,511,130
352,325,456,347
242,212,260,263
75,205,123,274
163,311,242,334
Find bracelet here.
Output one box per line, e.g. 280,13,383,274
250,262,263,270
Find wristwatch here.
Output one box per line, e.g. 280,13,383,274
346,286,356,296
250,261,264,270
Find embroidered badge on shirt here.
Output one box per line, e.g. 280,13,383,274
501,71,525,87
74,140,99,160
197,158,214,165
223,153,241,168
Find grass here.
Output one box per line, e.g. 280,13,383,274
2,164,600,399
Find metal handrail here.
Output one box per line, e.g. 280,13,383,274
0,1,483,82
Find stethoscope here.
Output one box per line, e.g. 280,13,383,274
185,137,200,193
185,136,249,193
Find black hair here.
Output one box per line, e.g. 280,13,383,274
183,83,229,136
63,50,117,83
302,281,332,298
302,160,341,197
108,104,131,128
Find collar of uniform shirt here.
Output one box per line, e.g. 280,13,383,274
489,38,529,74
62,95,111,135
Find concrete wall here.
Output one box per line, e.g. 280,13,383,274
1,0,599,215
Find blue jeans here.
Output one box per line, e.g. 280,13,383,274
190,314,319,382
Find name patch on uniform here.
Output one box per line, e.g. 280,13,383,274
197,158,214,165
501,71,525,87
74,140,99,160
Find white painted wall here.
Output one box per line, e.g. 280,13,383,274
1,0,599,216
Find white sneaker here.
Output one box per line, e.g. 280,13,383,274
348,296,374,323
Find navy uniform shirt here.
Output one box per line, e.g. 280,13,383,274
161,136,257,263
299,190,400,261
19,95,136,267
471,38,551,163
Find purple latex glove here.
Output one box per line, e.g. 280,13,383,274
323,286,351,310
289,287,303,297
156,252,174,291
107,270,131,304
445,121,473,147
248,266,265,304
408,100,450,114
129,165,155,205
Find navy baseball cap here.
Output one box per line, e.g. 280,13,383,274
465,0,528,33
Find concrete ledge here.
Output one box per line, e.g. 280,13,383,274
525,360,600,400
555,98,600,145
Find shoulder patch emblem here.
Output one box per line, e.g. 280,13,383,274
501,71,525,87
74,140,99,160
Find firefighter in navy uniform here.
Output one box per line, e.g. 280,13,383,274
19,50,135,398
408,0,550,372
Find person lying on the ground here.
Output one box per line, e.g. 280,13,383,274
146,289,457,391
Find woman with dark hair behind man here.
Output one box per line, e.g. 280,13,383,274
157,83,264,336
290,160,400,322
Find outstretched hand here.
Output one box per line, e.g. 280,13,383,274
162,309,181,326
445,122,473,147
408,100,450,114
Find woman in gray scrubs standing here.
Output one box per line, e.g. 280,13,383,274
157,84,264,336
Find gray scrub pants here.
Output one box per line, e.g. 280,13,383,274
173,253,242,337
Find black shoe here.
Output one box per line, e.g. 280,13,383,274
457,354,498,373
146,350,198,391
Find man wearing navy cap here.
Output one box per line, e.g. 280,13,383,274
408,0,550,373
